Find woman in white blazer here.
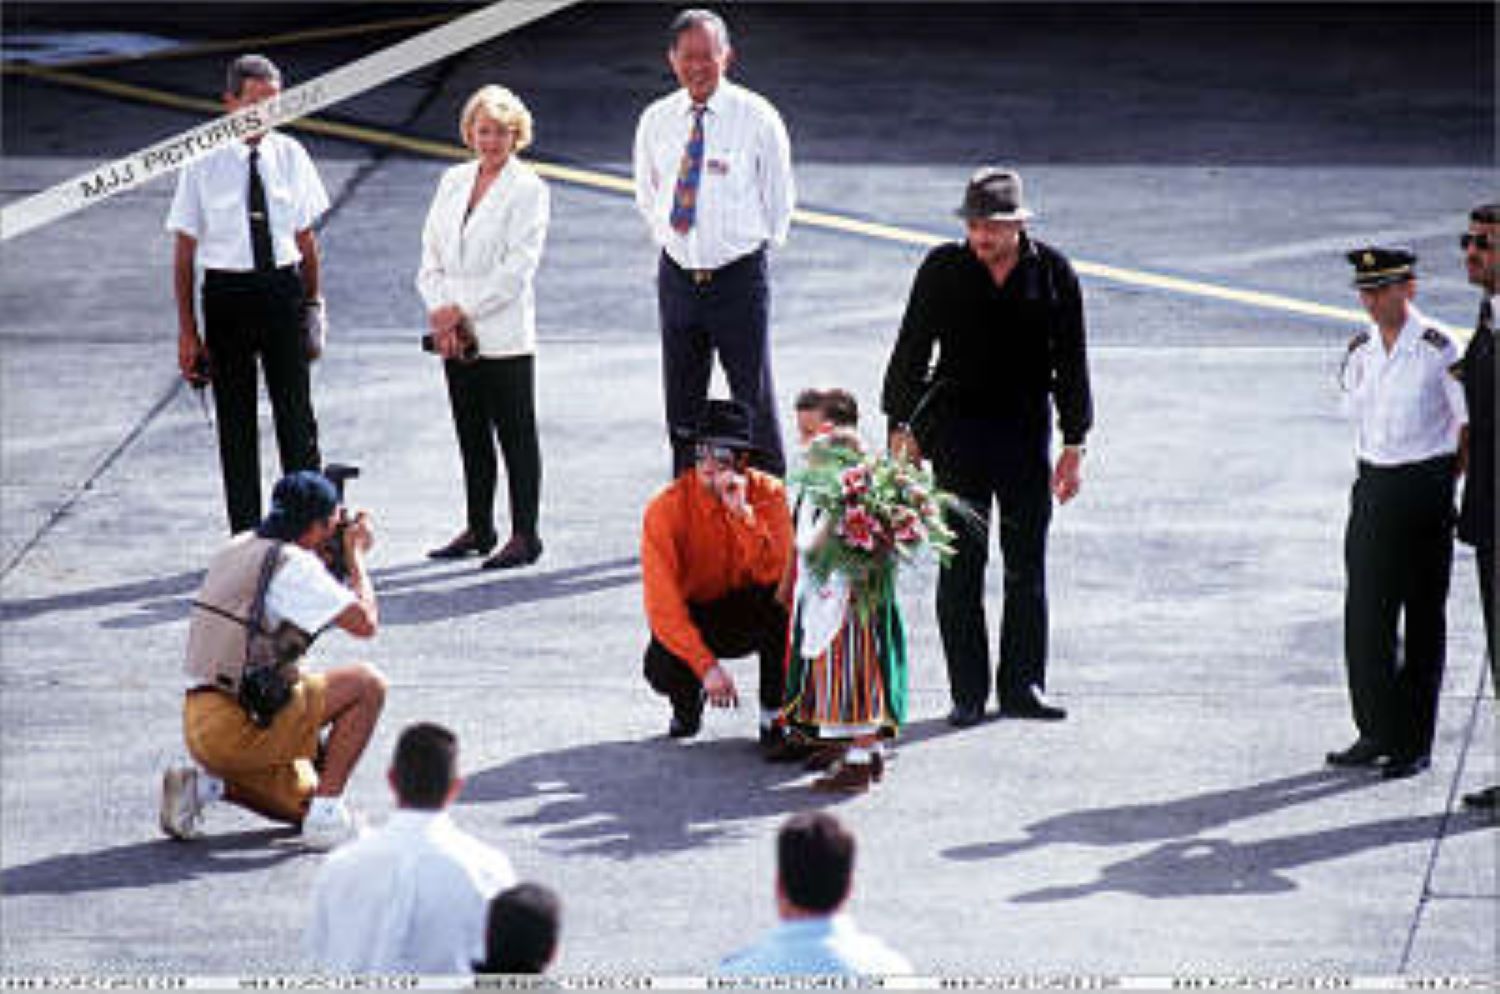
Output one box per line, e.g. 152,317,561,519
418,85,551,569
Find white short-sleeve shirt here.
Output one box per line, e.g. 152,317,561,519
265,545,354,635
1342,305,1468,466
166,131,330,271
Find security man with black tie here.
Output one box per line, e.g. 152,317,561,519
168,54,330,534
1328,247,1467,780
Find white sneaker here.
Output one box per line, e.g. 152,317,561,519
159,766,204,840
301,797,359,851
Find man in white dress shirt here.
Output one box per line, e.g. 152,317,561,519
1328,247,1467,780
633,8,796,478
168,54,331,533
306,722,516,974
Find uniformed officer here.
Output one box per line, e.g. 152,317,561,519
168,54,330,534
1328,247,1467,780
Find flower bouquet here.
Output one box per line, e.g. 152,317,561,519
791,432,967,620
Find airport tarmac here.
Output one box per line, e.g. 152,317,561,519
1,1,1495,980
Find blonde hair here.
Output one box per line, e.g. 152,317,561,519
460,85,534,153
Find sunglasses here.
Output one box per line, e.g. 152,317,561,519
1461,233,1495,251
695,443,740,467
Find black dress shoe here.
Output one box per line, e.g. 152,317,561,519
482,534,543,570
427,530,496,560
668,695,703,739
1326,739,1387,768
947,703,986,728
998,687,1067,721
1462,785,1500,810
1381,754,1431,780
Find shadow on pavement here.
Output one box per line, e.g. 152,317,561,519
939,769,1499,900
0,828,306,896
0,556,639,632
0,570,203,629
1008,812,1495,902
461,734,852,860
375,555,640,626
943,770,1377,863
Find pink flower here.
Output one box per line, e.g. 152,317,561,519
839,507,878,551
840,464,871,499
893,508,927,545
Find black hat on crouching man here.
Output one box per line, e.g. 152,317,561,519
1348,246,1417,289
258,470,338,540
687,398,758,453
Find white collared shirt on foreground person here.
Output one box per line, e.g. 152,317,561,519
415,156,550,359
633,80,795,271
1342,305,1467,466
166,132,329,271
306,809,516,973
718,913,912,976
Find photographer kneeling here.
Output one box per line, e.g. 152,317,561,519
162,470,386,851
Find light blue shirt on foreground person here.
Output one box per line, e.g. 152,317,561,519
719,913,911,975
718,811,912,976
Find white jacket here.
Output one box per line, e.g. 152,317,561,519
416,157,550,358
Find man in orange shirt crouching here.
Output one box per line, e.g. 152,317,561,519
642,399,793,751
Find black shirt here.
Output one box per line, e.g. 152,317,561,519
1458,307,1494,549
881,234,1093,446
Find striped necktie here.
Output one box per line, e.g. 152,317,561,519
669,105,706,234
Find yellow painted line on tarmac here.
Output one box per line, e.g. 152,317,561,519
11,64,1434,334
0,13,457,72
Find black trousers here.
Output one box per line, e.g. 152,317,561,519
443,354,541,542
1477,544,1496,692
202,268,320,534
657,249,785,478
932,417,1054,708
642,585,788,716
1343,455,1456,761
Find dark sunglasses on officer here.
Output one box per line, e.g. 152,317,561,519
1461,233,1495,251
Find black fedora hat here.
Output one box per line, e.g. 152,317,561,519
689,398,757,452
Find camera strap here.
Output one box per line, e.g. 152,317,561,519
243,541,285,671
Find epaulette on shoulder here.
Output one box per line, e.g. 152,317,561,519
1421,327,1452,350
1347,330,1370,353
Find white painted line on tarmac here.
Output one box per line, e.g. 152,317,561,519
0,0,575,241
1185,219,1460,270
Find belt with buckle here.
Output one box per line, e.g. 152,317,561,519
666,247,764,286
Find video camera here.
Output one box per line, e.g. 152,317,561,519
321,462,361,582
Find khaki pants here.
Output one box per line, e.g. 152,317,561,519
183,673,327,823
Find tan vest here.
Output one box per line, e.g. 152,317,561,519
184,534,289,690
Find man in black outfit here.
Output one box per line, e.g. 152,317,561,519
881,167,1093,728
1457,204,1497,812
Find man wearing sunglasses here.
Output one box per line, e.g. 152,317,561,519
1457,205,1498,813
641,399,793,749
